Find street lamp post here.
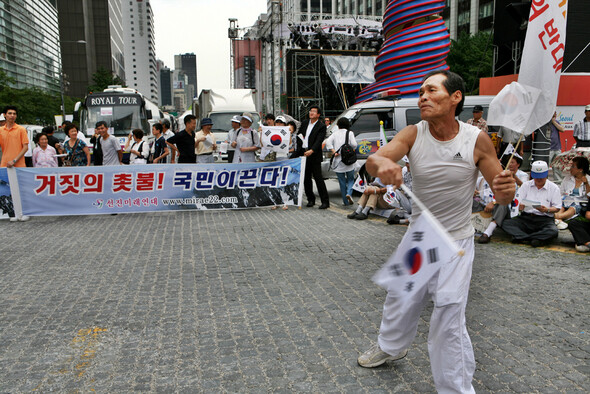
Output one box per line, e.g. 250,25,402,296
59,40,86,121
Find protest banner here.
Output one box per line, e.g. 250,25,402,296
14,158,305,216
488,0,568,135
0,168,14,219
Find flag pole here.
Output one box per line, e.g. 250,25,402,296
399,184,464,256
503,133,524,171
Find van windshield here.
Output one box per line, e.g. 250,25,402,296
209,113,261,133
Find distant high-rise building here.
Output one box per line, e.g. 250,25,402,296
56,0,125,98
0,0,61,94
159,61,173,107
174,53,197,97
123,0,159,104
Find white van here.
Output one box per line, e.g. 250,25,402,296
321,95,496,178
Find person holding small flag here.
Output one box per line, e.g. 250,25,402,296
358,70,515,393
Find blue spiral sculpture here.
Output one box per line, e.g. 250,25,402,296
355,0,450,103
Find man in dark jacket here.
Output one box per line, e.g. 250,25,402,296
295,106,329,209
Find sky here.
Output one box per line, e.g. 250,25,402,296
151,0,267,90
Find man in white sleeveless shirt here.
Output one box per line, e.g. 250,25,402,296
359,70,515,393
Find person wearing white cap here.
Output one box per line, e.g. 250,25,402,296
573,105,590,148
226,115,241,163
231,112,259,163
501,160,561,247
358,70,516,393
477,154,529,244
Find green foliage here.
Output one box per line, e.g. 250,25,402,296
87,67,126,93
447,31,494,95
0,70,81,125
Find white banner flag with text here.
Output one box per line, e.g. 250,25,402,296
488,0,568,135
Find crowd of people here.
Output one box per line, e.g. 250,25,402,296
2,99,590,252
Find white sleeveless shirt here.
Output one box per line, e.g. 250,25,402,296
408,120,480,240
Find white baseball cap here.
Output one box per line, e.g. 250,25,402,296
531,160,548,179
275,115,287,123
231,115,242,123
241,112,253,123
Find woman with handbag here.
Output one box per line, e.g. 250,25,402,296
63,123,90,166
325,117,358,205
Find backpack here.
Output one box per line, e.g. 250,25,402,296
339,130,357,165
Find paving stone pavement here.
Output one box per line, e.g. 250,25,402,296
0,204,588,392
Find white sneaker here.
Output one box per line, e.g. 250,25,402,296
357,344,407,368
9,217,18,222
575,244,590,253
18,215,30,222
555,219,568,230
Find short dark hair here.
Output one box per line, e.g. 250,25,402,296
34,133,48,144
265,113,275,121
152,123,163,133
422,69,465,116
184,114,197,125
161,119,171,128
573,156,590,175
309,105,322,116
132,128,144,139
95,120,108,129
287,120,297,129
2,105,17,114
64,123,78,134
337,117,351,130
42,126,54,134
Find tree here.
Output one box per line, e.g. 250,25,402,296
0,70,81,125
87,67,126,92
446,31,494,95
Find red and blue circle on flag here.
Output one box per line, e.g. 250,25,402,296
270,134,282,146
404,247,422,275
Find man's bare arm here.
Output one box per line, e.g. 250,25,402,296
474,131,515,205
366,125,417,187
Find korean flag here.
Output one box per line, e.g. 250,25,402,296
261,126,290,155
373,209,462,300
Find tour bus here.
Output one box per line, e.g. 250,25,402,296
74,85,158,157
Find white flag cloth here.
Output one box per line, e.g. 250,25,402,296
502,143,515,158
352,174,367,193
372,209,461,300
379,121,388,148
260,126,291,155
510,188,522,218
488,1,568,135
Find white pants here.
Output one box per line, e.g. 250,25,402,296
378,237,476,394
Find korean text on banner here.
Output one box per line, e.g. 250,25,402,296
487,0,568,135
372,209,461,301
260,126,291,156
518,0,568,132
16,158,305,216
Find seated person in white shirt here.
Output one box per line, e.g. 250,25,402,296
478,153,529,243
501,161,561,247
554,156,590,226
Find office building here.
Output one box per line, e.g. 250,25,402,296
0,0,61,94
174,53,197,99
159,61,173,108
56,0,125,98
123,0,158,104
